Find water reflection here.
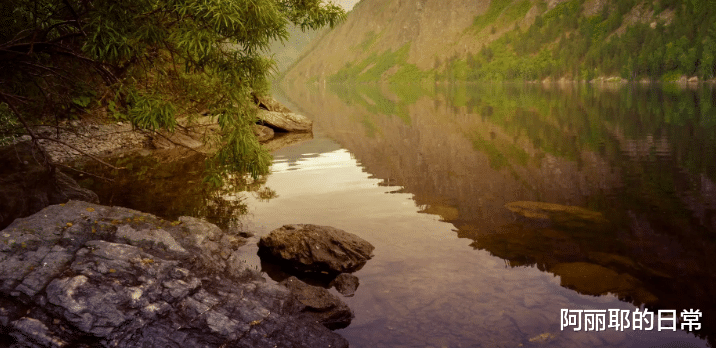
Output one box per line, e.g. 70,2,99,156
278,81,716,346
70,148,275,230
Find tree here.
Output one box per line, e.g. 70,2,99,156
0,0,345,183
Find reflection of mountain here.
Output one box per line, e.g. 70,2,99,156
281,81,716,344
268,24,326,75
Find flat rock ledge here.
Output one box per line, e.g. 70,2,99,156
0,201,348,348
258,224,374,275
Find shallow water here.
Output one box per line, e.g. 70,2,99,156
76,82,716,347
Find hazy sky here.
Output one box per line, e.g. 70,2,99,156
333,0,360,11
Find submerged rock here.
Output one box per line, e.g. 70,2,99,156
0,200,348,348
330,273,360,297
258,224,375,275
279,276,353,330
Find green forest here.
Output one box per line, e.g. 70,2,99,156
331,0,716,83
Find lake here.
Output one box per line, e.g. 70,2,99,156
76,82,716,347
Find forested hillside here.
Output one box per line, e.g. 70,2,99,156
284,0,716,83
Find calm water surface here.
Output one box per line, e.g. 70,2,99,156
78,82,716,347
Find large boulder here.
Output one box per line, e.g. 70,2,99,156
0,141,99,230
253,94,312,132
258,224,374,275
330,273,360,297
257,110,313,132
0,201,349,348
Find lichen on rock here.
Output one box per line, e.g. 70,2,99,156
0,200,349,348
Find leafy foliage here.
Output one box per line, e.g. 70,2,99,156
327,0,716,83
461,0,716,81
0,0,345,180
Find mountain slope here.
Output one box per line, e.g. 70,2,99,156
284,0,716,83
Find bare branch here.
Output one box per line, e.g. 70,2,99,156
52,162,115,182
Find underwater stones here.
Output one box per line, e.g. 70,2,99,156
330,273,360,297
280,276,354,330
258,224,375,275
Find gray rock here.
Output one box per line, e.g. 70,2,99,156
254,94,292,113
11,317,67,348
259,224,375,274
330,273,360,297
116,225,188,255
257,109,313,132
253,124,275,142
279,276,353,330
1,201,349,348
15,246,74,297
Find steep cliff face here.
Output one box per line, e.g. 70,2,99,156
284,0,491,81
284,0,715,82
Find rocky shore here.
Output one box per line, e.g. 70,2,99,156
0,200,353,348
0,96,372,347
18,95,314,164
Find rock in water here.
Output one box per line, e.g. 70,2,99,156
259,224,374,275
0,201,349,348
253,124,275,142
330,273,360,297
280,276,353,330
257,109,313,132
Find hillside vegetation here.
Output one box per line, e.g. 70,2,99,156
284,0,716,83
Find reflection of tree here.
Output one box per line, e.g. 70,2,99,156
71,149,275,229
